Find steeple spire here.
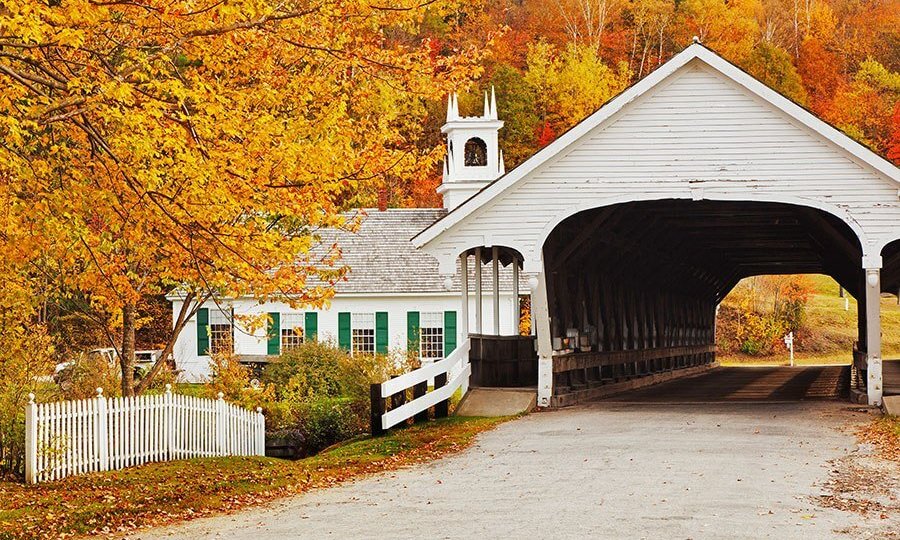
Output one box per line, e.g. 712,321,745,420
439,88,505,210
490,86,498,120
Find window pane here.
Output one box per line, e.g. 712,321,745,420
352,312,375,329
208,308,232,354
210,323,232,354
352,328,375,355
281,313,304,351
420,312,443,360
351,313,375,356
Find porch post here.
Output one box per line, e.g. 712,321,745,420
532,263,553,407
460,252,469,341
475,247,483,333
512,258,520,335
492,246,500,335
865,266,883,406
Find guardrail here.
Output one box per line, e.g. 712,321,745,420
370,339,471,435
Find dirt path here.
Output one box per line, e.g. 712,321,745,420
134,402,897,540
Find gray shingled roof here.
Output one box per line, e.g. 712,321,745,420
317,208,523,295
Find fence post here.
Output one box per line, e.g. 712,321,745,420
25,393,37,484
413,381,428,423
434,372,449,418
164,384,173,460
370,383,385,436
389,375,407,426
96,388,109,472
216,392,225,456
256,407,265,456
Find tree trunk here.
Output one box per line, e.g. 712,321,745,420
121,302,136,397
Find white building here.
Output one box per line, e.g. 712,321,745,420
170,91,524,382
172,43,899,408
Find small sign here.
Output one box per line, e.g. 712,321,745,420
783,332,794,367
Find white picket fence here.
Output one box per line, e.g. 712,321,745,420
24,385,265,484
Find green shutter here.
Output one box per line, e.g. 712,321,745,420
376,312,389,354
407,311,420,352
305,312,318,342
266,312,280,355
196,308,209,356
444,310,457,356
338,312,351,351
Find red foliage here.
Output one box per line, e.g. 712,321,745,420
797,37,844,116
888,103,900,164
535,121,555,148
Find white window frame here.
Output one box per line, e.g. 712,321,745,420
281,312,305,351
209,309,233,354
351,312,375,356
419,312,444,361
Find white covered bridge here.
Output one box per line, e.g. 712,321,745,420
371,43,899,431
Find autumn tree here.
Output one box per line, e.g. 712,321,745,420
829,59,900,155
524,41,630,136
0,0,485,395
624,0,675,79
797,36,844,115
745,41,808,104
675,0,760,64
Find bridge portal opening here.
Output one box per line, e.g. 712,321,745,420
541,199,870,406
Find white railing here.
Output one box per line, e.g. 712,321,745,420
372,338,471,433
24,385,265,484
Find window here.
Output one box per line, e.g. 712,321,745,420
351,313,375,355
420,312,444,360
281,313,304,351
464,137,487,166
209,309,233,354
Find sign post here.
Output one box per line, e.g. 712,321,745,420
783,332,794,367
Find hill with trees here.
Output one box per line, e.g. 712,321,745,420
390,0,900,207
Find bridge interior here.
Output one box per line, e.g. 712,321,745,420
540,199,894,406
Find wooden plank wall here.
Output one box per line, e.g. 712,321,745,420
547,262,717,395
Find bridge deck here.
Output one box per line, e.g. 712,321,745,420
598,366,850,402
886,359,900,396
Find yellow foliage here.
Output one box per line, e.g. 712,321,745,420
0,0,485,393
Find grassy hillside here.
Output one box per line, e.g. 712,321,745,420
719,274,900,366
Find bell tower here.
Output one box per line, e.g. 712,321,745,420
439,88,505,210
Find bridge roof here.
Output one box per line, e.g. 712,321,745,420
413,43,900,264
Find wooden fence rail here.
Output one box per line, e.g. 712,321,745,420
370,339,471,435
552,344,716,394
24,385,265,484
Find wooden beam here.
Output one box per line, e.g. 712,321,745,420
552,345,717,373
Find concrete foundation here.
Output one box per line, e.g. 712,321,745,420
455,387,537,417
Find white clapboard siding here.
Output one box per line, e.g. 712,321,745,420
424,56,900,266
24,386,265,484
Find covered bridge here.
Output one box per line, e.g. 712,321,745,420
414,42,900,408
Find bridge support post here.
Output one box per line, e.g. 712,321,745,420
532,264,553,407
864,267,883,406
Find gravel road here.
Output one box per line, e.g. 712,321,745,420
135,401,897,540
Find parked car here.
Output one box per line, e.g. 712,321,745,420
53,348,168,387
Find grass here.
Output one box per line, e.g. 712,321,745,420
0,415,508,540
720,274,900,366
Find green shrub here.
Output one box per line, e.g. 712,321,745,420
248,342,416,456
298,397,367,453
0,322,54,479
263,341,352,400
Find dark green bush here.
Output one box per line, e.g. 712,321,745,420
298,397,367,453
262,341,356,401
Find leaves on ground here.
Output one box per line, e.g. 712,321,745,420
0,416,507,540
